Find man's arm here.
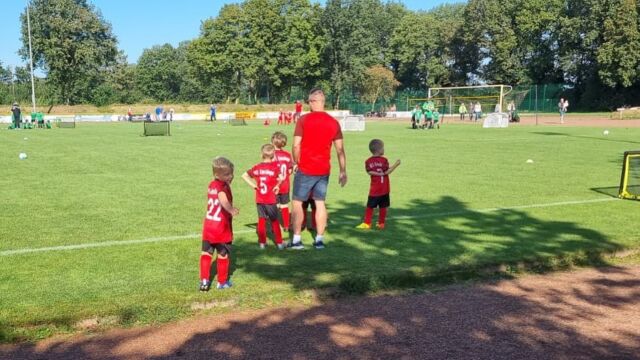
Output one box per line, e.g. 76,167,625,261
334,138,347,187
292,135,302,165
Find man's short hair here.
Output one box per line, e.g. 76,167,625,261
261,144,275,159
307,88,324,103
213,156,234,176
369,139,384,155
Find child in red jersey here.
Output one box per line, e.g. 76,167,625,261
356,139,401,230
271,131,294,231
200,157,239,291
242,144,285,249
278,109,285,125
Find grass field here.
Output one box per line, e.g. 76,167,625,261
1,120,639,342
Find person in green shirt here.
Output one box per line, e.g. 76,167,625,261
411,105,422,129
433,109,441,129
458,102,467,121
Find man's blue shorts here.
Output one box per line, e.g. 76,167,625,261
293,171,329,201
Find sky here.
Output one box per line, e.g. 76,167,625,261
0,0,460,70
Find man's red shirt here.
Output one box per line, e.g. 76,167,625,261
202,179,234,243
274,149,293,194
365,156,390,196
294,112,343,176
247,162,279,204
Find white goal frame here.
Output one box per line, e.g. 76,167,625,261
427,84,513,115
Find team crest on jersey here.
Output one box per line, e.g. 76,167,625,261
208,188,218,195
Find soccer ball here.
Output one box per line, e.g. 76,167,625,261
603,130,609,136
18,152,27,160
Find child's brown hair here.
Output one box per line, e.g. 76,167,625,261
271,131,287,148
368,139,384,155
212,156,234,177
261,144,275,160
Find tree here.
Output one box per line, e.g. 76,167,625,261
19,0,118,104
360,65,400,111
135,44,183,102
597,0,640,88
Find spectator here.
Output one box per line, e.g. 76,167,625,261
559,98,569,124
507,101,516,122
11,103,21,129
473,102,482,121
210,104,217,122
155,105,163,121
293,100,302,123
458,102,467,121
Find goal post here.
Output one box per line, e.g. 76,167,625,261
619,150,640,200
420,85,512,116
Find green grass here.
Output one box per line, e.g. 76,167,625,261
1,121,639,342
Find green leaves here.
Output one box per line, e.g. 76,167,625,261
19,0,118,104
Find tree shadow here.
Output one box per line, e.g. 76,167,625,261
3,266,638,359
233,196,620,295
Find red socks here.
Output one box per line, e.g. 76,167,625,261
199,253,212,281
271,220,283,244
363,207,374,225
281,207,290,229
217,256,229,284
258,217,283,244
257,218,267,244
378,207,387,225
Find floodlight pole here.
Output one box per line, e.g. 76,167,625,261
26,1,37,113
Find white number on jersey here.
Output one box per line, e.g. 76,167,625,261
259,177,268,194
206,198,222,221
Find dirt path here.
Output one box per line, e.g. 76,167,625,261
2,266,639,360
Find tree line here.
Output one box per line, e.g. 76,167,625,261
1,0,638,110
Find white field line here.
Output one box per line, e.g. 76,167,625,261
1,197,619,257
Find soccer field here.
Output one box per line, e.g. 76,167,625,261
1,120,639,341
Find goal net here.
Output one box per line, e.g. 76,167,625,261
144,120,171,136
340,115,365,131
408,85,516,118
619,150,640,200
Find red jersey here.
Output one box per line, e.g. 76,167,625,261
202,179,234,243
274,149,293,194
295,102,302,113
365,156,390,196
294,112,343,176
247,162,279,204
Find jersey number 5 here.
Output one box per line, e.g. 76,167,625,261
206,198,222,221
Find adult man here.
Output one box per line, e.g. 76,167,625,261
293,100,302,123
210,104,217,122
290,88,347,250
11,103,21,129
155,105,163,121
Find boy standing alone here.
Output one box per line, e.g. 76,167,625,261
356,139,401,230
200,157,239,291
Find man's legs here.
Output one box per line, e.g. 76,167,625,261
313,200,327,236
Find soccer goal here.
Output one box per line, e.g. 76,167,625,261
408,85,513,118
619,150,640,200
340,115,365,131
144,120,171,136
55,116,76,128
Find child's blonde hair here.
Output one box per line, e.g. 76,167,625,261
261,144,275,160
212,156,234,177
368,139,384,155
271,131,287,148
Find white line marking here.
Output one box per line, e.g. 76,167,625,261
0,197,619,256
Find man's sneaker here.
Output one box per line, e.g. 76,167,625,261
259,243,267,249
289,241,305,250
216,281,232,290
313,240,325,249
376,223,385,230
199,279,211,292
277,243,285,250
356,222,371,230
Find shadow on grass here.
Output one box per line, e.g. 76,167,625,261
591,186,621,198
233,196,620,296
3,266,638,359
